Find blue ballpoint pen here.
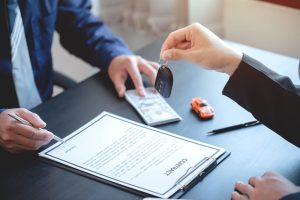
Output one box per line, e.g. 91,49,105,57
8,113,64,143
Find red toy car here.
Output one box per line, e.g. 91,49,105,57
191,97,214,119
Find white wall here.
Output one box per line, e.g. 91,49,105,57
188,0,224,36
224,0,300,58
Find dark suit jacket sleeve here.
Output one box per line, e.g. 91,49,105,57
55,0,132,73
280,192,300,200
223,54,300,147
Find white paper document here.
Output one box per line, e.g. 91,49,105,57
39,112,226,198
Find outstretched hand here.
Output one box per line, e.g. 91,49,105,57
160,23,242,76
108,55,159,97
232,171,300,200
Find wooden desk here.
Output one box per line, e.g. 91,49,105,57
1,38,299,200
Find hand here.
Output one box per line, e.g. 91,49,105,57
0,108,54,153
232,171,300,200
108,55,159,97
160,23,243,76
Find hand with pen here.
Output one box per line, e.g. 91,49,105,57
0,108,54,153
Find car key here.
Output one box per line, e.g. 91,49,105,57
154,59,173,98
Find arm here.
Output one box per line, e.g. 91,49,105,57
161,23,300,147
223,54,300,147
56,0,132,71
160,23,300,200
56,0,158,97
281,192,300,200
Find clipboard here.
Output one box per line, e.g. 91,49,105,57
171,152,230,199
39,112,230,199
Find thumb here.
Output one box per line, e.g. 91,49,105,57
162,49,187,61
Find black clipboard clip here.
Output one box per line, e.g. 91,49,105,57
171,152,230,199
174,157,216,191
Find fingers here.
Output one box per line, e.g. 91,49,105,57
13,123,53,141
1,130,52,152
112,56,146,97
160,26,195,61
160,23,199,60
234,181,254,198
248,176,257,187
262,171,278,178
108,55,159,97
161,27,190,53
137,58,158,85
124,59,146,97
112,73,127,98
233,176,256,199
160,27,190,57
148,61,160,70
16,108,46,128
0,108,53,153
0,122,53,147
8,108,53,141
162,48,190,61
108,56,129,97
175,41,191,50
231,191,249,200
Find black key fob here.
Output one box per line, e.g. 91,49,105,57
155,64,173,98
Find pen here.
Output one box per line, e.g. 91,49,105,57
207,120,261,135
8,113,64,143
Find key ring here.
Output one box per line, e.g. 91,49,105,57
158,58,168,66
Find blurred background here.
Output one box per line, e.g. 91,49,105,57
52,0,300,94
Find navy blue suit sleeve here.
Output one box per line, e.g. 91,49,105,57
0,109,6,113
55,0,132,73
223,54,300,147
280,192,300,200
